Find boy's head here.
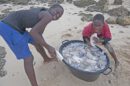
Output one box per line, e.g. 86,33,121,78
48,4,64,20
93,14,104,34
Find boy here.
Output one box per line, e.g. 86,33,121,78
82,14,119,70
0,4,64,86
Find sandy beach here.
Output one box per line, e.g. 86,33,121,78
1,0,130,86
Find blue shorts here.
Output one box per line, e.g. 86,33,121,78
0,21,34,60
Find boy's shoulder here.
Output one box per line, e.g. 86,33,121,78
84,21,93,29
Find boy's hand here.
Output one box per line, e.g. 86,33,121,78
47,45,56,58
93,37,104,45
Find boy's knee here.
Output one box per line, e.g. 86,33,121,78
24,56,34,64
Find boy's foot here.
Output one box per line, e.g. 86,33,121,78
44,57,57,63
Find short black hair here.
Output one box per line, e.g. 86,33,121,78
93,14,104,24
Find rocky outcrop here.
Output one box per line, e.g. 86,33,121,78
86,0,108,12
107,6,130,16
0,0,30,4
113,0,122,5
66,0,73,3
116,16,130,26
106,16,130,26
106,16,117,24
0,46,7,77
73,0,96,7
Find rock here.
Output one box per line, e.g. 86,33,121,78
12,0,30,4
106,16,117,24
66,0,73,3
0,14,7,20
47,0,64,4
0,59,6,70
86,4,102,12
0,0,9,3
116,16,130,26
0,46,7,77
38,0,48,3
96,0,108,12
0,47,7,58
113,0,122,5
107,6,130,16
1,8,12,14
86,0,108,12
73,0,96,7
0,69,7,77
79,13,93,22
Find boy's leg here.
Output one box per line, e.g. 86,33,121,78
104,43,119,69
24,56,38,86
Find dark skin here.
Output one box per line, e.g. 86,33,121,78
24,6,64,86
33,42,57,63
84,20,119,71
30,7,64,61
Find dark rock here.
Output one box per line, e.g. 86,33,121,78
0,46,7,77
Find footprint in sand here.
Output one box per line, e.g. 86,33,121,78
110,25,114,28
119,31,124,33
61,33,73,38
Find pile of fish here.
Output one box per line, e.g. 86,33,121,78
62,42,107,72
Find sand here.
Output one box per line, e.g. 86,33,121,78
0,1,130,86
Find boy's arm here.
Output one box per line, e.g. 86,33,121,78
30,11,56,58
99,38,111,45
83,36,91,46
